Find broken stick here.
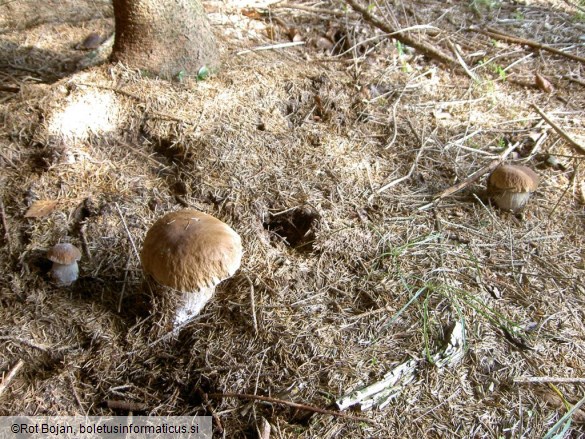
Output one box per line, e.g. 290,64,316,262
345,0,456,67
470,27,585,64
530,104,585,155
0,359,24,397
208,392,377,424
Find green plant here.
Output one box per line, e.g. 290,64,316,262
470,0,501,15
197,65,210,81
395,40,405,56
492,64,507,80
542,394,585,439
401,61,413,73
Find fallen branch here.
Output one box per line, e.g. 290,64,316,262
470,27,585,65
0,359,24,397
344,0,456,67
530,104,585,155
419,142,519,210
208,392,376,424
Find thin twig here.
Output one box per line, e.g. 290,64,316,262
236,41,305,56
208,392,377,424
272,3,356,18
514,376,585,384
377,124,431,193
114,203,140,260
0,199,11,250
563,75,585,87
530,104,585,155
245,274,258,335
0,336,50,352
345,0,456,67
118,256,132,313
69,372,88,416
419,142,519,210
447,40,479,82
470,27,585,64
0,359,24,397
562,0,585,13
198,389,224,434
78,222,92,262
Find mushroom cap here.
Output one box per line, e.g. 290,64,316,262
488,164,539,193
80,32,102,49
140,209,242,292
47,243,82,265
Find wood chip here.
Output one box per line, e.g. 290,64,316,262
24,200,59,218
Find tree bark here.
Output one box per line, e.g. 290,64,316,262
111,0,219,80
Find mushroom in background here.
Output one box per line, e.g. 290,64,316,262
487,164,539,212
140,209,242,330
75,32,102,50
47,243,82,286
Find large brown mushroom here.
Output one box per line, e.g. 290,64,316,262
487,164,539,212
140,209,242,329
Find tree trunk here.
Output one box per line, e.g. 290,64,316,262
111,0,219,80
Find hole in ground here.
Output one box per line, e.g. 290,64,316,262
263,206,319,252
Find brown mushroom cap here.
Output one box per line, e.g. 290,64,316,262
488,164,539,193
140,209,242,292
47,243,82,265
79,32,102,50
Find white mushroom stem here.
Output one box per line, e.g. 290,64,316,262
173,286,215,329
50,261,79,286
491,191,533,211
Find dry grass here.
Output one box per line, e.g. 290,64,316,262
1,0,585,437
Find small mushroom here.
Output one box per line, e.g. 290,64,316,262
140,209,243,329
75,32,102,50
487,164,539,212
47,243,82,286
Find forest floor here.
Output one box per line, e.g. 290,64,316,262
1,0,585,437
